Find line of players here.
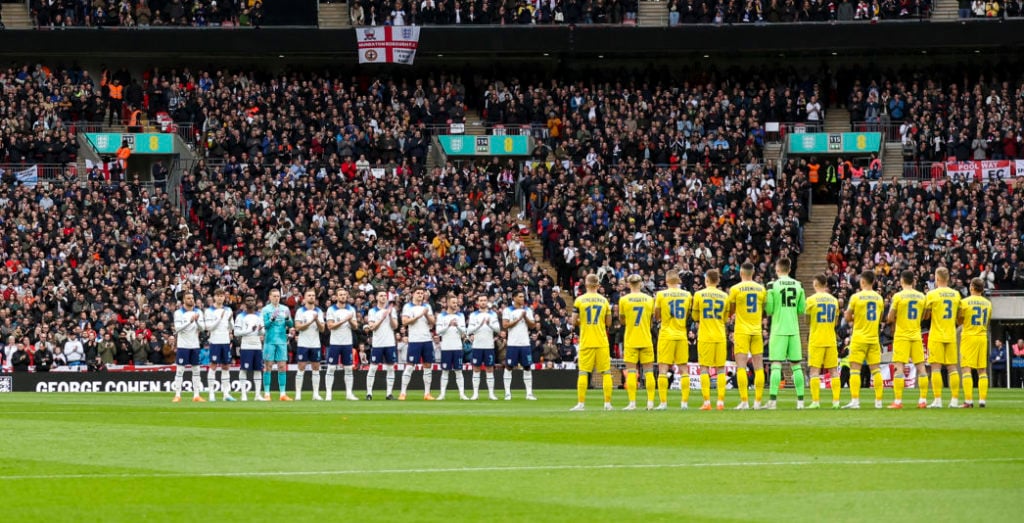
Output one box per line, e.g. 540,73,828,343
169,286,542,403
570,258,993,411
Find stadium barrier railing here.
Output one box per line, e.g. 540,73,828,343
850,121,902,143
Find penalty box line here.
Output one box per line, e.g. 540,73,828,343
2,457,1022,481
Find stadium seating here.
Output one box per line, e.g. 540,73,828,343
664,0,931,25
28,0,262,28
347,0,640,25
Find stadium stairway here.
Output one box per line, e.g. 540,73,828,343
463,109,486,135
318,2,352,29
932,0,960,21
882,141,904,180
823,107,850,134
1,2,34,29
763,142,783,169
795,203,839,369
638,1,668,27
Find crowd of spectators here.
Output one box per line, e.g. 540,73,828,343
827,176,1024,324
29,0,264,28
665,0,930,25
840,66,1024,164
347,0,639,26
0,63,817,372
959,0,1022,18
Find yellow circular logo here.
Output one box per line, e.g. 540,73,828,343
857,135,867,150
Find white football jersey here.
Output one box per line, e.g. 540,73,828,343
367,306,398,348
295,306,325,348
436,311,466,351
326,304,357,346
502,306,534,347
174,307,202,349
467,310,500,349
233,311,263,350
403,302,434,343
203,306,234,344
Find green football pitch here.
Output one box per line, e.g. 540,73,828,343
1,390,1022,522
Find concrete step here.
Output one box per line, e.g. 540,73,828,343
823,108,850,133
638,1,668,27
318,3,352,29
2,2,34,29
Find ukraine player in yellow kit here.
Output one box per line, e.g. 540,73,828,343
886,270,929,409
958,278,992,408
619,274,656,411
923,267,962,408
805,274,841,409
653,272,692,410
571,274,613,412
691,269,729,411
843,270,885,409
726,263,766,410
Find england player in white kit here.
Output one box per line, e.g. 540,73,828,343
467,295,501,400
172,291,205,402
294,289,326,400
234,295,267,401
365,290,399,400
203,289,236,402
400,287,437,401
502,291,539,400
325,288,360,401
436,294,469,401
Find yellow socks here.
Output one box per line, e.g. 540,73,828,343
738,369,749,403
700,373,711,402
893,376,905,403
716,373,727,403
626,372,637,403
810,377,821,403
917,373,929,402
577,373,589,404
645,372,656,404
681,374,691,404
948,371,960,400
830,377,841,403
850,373,861,400
932,370,943,400
979,374,988,403
754,369,765,403
602,373,613,403
872,370,884,401
962,372,973,403
657,374,668,404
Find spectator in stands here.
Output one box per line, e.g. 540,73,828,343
64,332,86,367
11,341,30,372
990,339,1007,388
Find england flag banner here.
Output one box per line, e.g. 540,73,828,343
357,26,421,65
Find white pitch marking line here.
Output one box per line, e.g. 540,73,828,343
2,457,1021,481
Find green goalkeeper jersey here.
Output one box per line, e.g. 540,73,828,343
765,276,805,337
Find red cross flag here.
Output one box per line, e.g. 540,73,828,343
357,26,421,65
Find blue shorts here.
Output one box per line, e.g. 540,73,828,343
440,351,463,370
209,343,232,364
239,350,264,371
328,345,354,366
176,348,200,366
406,341,435,364
471,348,495,368
296,347,321,363
263,343,287,362
506,346,533,369
371,346,398,364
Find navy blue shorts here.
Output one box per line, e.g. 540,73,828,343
239,350,264,371
440,351,463,370
371,346,398,364
175,348,200,366
506,346,533,369
471,348,495,368
327,345,354,366
406,341,435,364
296,347,322,363
209,343,232,364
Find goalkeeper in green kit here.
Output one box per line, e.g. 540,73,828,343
764,258,806,410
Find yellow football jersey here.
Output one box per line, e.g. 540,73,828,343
847,290,884,344
805,292,838,348
574,292,610,349
619,292,654,348
655,288,691,340
728,281,766,336
691,287,729,343
959,295,992,338
924,287,961,343
890,289,925,341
